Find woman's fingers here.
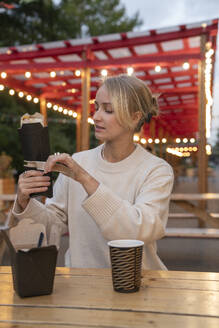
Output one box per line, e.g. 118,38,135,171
18,170,51,197
44,153,73,174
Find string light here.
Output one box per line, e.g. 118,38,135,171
182,62,190,70
155,65,161,73
148,138,153,143
205,47,214,138
133,135,140,142
26,95,32,101
101,69,108,77
176,138,181,143
162,138,167,143
9,89,15,96
25,71,31,78
206,144,212,155
75,70,81,77
155,138,160,144
140,138,146,144
50,71,56,78
183,138,188,143
127,67,134,76
1,72,7,79
88,117,94,124
166,147,183,157
0,86,78,121
190,138,195,143
18,91,24,98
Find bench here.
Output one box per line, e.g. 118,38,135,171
169,213,219,218
165,227,219,238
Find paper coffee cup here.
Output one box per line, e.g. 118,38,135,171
108,239,144,293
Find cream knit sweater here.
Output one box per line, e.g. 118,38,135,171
13,143,174,270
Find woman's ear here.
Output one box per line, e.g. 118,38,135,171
132,111,143,125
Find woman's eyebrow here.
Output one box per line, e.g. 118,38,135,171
95,100,112,105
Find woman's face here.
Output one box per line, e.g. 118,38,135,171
93,85,131,142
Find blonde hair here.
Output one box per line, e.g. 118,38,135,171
102,74,159,132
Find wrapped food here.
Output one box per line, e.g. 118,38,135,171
18,113,53,198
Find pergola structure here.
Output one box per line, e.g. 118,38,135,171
0,18,218,195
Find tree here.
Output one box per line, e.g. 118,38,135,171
0,0,142,178
0,0,142,45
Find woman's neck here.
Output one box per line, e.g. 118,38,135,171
102,140,136,163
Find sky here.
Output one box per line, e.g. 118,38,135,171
121,0,219,144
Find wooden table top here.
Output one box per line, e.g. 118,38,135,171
1,266,219,327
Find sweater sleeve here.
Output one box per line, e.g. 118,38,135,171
82,164,174,244
12,173,69,237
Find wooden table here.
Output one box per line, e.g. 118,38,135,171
1,266,219,327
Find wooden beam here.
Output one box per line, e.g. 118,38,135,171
81,67,90,151
158,126,164,158
76,113,81,153
198,34,208,227
40,97,47,126
149,119,156,154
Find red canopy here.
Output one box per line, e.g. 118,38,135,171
0,18,218,139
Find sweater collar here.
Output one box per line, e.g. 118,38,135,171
96,143,144,172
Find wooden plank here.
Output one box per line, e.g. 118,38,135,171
2,269,219,317
2,266,219,281
1,305,219,328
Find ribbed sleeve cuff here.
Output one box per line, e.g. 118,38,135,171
82,183,121,228
12,197,45,222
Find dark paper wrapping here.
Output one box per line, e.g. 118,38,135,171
18,122,53,198
1,228,58,298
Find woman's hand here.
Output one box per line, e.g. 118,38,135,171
44,153,99,196
43,153,80,180
17,170,51,210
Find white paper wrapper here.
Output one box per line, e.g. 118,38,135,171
20,112,45,128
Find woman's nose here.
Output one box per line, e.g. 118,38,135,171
93,109,101,121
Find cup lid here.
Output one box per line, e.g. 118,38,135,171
107,239,144,248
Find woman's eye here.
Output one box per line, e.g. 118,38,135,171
105,109,113,114
94,103,99,111
103,104,113,113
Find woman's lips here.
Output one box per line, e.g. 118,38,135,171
95,125,105,132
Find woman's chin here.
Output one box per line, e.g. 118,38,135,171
95,133,106,142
